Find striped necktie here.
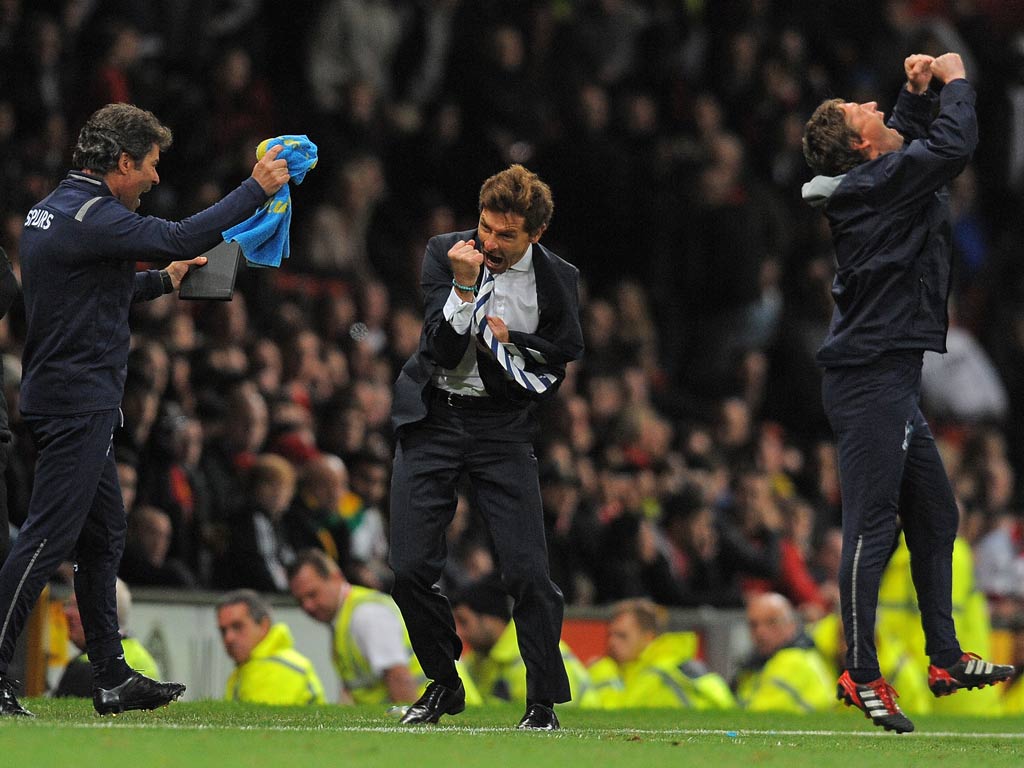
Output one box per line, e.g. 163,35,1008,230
472,271,557,394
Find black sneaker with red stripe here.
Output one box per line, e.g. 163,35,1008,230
928,652,1015,697
837,671,914,733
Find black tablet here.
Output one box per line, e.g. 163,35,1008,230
179,240,242,301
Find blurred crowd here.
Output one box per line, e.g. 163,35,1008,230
2,0,1024,633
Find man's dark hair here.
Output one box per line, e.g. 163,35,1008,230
217,588,272,624
72,103,173,174
478,164,554,235
802,98,865,176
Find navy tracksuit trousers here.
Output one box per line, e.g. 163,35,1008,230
0,409,125,674
822,351,960,680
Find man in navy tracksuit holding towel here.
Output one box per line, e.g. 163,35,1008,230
802,53,1014,734
0,103,289,717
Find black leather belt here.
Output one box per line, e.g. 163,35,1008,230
428,386,501,411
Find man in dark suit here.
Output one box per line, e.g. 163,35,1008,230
389,165,583,730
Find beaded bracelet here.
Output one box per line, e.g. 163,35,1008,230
452,278,477,293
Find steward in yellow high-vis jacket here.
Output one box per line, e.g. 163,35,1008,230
330,582,427,704
585,599,735,710
288,548,426,704
217,589,325,705
734,593,835,713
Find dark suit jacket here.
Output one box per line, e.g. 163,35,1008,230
392,229,583,432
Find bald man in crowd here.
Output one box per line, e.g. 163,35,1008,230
733,593,835,713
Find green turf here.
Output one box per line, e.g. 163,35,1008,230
2,699,1023,768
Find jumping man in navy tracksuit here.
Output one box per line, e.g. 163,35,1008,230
0,104,290,717
801,53,1014,733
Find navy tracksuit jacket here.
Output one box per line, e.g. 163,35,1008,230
0,170,265,674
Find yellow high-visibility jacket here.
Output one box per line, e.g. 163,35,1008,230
585,631,735,710
332,585,425,704
734,637,836,713
225,623,326,705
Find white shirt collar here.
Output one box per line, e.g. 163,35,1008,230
507,243,534,273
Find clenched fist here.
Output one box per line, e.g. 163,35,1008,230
904,54,934,94
448,239,483,288
930,52,966,84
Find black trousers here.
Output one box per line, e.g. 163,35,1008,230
389,392,571,704
0,409,126,674
822,352,959,679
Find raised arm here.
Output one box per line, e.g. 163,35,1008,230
420,235,476,369
872,53,976,211
887,54,937,142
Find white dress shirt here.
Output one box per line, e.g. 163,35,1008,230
432,244,539,395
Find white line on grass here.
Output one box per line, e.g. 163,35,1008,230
38,722,1024,739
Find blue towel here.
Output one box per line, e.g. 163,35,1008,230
223,135,318,268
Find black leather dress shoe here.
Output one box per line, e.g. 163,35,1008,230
517,703,560,731
93,672,186,715
399,680,466,724
0,676,33,717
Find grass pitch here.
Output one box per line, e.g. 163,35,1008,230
3,699,1023,768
